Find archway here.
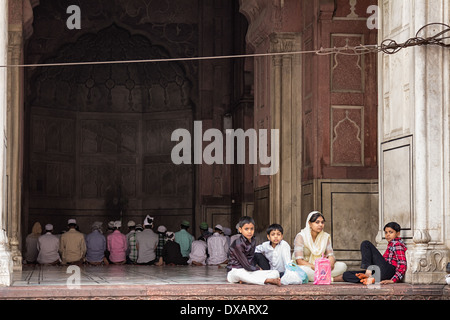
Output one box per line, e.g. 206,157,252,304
23,22,195,247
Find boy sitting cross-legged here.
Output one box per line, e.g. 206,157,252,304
227,216,281,286
254,223,292,277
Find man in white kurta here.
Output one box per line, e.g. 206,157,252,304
37,224,60,264
188,239,208,265
206,225,229,265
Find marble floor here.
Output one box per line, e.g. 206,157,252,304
13,264,229,287
4,264,449,301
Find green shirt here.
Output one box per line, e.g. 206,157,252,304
174,229,193,257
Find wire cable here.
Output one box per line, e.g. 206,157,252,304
0,23,449,68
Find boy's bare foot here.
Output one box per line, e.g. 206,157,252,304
356,273,368,280
264,278,281,286
361,277,375,285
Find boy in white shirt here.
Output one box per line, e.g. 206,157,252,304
254,224,291,276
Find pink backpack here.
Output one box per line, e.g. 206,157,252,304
313,254,331,285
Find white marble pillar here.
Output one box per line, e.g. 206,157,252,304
0,0,13,286
378,0,450,284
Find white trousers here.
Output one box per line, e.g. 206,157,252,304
300,261,347,282
227,268,280,285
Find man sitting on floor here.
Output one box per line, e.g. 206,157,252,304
59,218,86,265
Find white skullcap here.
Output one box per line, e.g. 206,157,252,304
45,224,53,231
144,215,154,226
165,231,175,240
114,220,122,228
92,221,103,230
127,220,136,227
157,225,167,233
68,219,76,225
214,224,223,231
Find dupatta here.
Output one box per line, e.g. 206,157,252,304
294,211,331,264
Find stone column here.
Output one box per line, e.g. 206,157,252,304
239,0,303,244
7,26,23,271
268,33,302,245
0,0,13,286
378,0,449,284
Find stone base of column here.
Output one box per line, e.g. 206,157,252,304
405,245,449,284
10,236,22,271
0,230,13,286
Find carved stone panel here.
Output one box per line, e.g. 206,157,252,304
331,106,364,166
31,115,76,155
331,34,365,93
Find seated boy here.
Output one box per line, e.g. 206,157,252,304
254,224,291,277
227,216,280,286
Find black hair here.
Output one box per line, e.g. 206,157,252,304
384,222,401,232
309,212,326,223
266,223,283,235
238,216,255,228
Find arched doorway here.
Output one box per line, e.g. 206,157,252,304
22,5,197,248
19,0,251,264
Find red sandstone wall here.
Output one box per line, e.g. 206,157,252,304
300,0,378,182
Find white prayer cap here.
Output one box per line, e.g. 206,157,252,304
214,224,223,231
68,218,77,225
108,221,115,228
92,221,103,230
223,227,231,236
114,220,122,228
127,220,136,227
45,224,53,231
157,225,167,233
144,215,154,226
165,231,174,240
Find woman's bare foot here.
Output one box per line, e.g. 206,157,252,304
333,275,344,282
264,278,281,286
